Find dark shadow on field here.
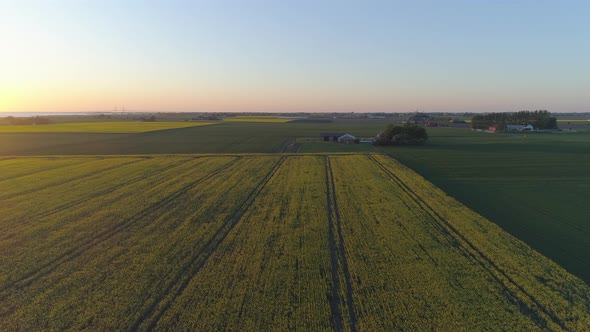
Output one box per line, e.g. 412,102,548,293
0,133,131,155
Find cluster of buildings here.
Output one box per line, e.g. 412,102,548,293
488,124,535,133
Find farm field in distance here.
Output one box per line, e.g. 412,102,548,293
0,121,384,155
556,119,590,132
222,116,294,123
0,121,217,133
1,153,589,330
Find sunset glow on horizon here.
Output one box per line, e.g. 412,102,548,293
1,0,589,113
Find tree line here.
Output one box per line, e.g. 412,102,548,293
471,110,557,131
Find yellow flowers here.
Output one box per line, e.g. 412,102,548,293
0,154,589,330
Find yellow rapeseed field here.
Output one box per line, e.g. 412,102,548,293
0,153,588,330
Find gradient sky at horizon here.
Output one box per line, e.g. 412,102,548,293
1,0,589,113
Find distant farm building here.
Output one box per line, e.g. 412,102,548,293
506,124,534,132
337,134,356,144
320,133,344,141
407,113,431,125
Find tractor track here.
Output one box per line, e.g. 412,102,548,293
324,156,358,332
133,156,286,331
0,157,200,241
0,157,243,301
0,158,147,201
0,158,95,183
32,158,193,220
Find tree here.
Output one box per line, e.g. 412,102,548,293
374,124,428,145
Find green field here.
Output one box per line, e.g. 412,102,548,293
0,121,384,155
380,128,590,283
1,154,589,330
223,116,294,123
0,121,216,133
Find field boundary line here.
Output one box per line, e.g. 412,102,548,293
134,156,287,331
0,157,243,300
366,153,568,330
33,157,191,219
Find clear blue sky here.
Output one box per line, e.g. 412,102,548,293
1,0,589,113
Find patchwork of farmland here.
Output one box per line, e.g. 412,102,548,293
1,154,589,330
0,121,216,133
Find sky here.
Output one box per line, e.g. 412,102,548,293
1,0,589,113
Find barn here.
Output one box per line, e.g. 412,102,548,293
338,134,356,144
506,124,534,132
320,133,344,141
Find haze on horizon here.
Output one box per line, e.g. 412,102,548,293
1,0,589,114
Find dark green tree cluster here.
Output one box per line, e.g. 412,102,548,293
471,110,557,131
374,123,428,145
